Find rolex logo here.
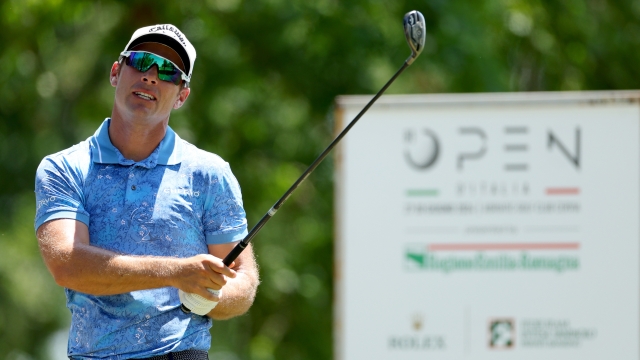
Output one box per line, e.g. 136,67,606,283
412,313,424,331
388,312,446,350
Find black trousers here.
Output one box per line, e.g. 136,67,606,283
139,350,209,360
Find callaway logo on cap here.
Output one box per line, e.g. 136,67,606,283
123,24,197,79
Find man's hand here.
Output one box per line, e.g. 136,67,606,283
170,254,237,301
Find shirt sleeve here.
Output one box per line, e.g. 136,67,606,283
34,155,90,231
203,162,248,244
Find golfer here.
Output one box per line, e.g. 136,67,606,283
34,24,259,359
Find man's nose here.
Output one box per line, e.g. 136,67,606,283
141,65,159,85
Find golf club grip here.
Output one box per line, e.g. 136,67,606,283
222,62,412,266
223,243,246,266
223,208,275,265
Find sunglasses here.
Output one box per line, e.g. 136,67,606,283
119,51,189,85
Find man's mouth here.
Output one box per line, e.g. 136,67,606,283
134,91,156,101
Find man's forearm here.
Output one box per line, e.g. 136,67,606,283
208,247,259,320
39,219,239,298
46,240,181,295
209,271,258,319
38,219,183,295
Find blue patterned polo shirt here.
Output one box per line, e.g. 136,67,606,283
34,118,248,359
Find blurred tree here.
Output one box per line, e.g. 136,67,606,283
1,0,639,359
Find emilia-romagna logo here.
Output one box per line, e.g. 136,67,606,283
405,247,579,273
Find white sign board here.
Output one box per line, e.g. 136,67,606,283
334,91,640,359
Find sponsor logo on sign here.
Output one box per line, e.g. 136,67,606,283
387,313,446,351
404,126,581,172
405,245,580,273
489,318,515,349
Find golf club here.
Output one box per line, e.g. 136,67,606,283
180,10,426,314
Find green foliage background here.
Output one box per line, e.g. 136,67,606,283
0,0,638,359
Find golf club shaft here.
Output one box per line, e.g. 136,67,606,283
223,60,412,266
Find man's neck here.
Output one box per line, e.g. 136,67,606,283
108,110,169,162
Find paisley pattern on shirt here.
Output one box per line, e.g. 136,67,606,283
34,119,248,359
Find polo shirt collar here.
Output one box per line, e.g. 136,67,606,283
90,118,183,168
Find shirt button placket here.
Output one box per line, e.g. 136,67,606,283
128,171,137,195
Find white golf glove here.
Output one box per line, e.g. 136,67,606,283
178,288,221,316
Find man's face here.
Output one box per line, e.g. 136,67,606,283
110,42,190,124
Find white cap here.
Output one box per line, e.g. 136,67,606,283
123,24,196,80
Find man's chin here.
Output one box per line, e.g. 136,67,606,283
123,102,158,117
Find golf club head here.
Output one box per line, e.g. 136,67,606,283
403,10,426,65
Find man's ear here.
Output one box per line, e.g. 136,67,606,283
110,61,119,87
173,86,191,109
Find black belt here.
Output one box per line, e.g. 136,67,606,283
142,350,209,360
